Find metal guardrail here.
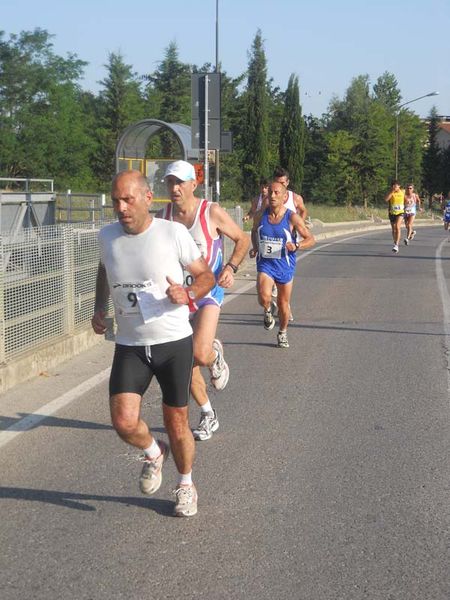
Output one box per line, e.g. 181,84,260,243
0,177,54,192
0,206,244,365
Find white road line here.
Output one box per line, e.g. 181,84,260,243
435,239,450,398
0,229,386,446
0,368,111,449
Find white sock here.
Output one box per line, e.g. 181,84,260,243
201,400,213,414
178,471,193,486
143,439,161,460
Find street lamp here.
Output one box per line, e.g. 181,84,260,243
395,91,439,179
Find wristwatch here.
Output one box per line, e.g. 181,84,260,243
295,242,300,250
226,261,238,273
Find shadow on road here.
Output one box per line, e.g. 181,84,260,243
0,414,114,431
0,485,173,515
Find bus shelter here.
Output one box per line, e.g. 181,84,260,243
115,119,200,198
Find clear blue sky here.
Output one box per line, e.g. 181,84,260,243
2,0,448,118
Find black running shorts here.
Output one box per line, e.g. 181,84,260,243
109,335,194,407
389,212,404,223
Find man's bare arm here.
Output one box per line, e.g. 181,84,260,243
210,204,250,287
294,193,308,220
166,257,215,305
92,262,110,334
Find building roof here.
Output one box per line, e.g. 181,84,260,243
438,122,450,134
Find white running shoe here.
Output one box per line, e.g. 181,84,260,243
410,230,416,240
193,409,219,441
404,238,409,245
173,484,198,517
271,284,278,298
392,244,399,253
139,440,170,495
210,339,229,390
264,308,275,330
277,331,289,348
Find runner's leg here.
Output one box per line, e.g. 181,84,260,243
276,281,293,332
257,271,275,311
110,393,153,449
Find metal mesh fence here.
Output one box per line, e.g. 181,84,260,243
0,207,244,364
0,221,112,363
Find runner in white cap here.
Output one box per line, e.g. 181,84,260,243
159,160,249,441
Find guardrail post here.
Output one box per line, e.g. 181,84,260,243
62,226,75,336
66,189,71,223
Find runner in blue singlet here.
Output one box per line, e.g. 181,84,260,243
249,181,315,348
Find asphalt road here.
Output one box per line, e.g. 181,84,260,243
1,226,449,600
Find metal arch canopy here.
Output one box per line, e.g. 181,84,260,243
115,119,199,171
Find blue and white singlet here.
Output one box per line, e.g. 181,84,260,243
256,208,296,284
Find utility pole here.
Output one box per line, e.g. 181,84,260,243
215,0,220,203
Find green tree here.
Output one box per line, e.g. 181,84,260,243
422,107,443,196
279,74,305,192
266,79,284,173
325,75,392,206
216,69,246,202
145,42,191,157
373,71,402,112
303,115,329,202
0,28,91,187
241,30,269,199
312,130,359,205
396,111,425,188
94,52,145,184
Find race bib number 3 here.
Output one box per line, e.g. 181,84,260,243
260,239,283,259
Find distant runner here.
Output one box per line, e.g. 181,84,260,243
442,192,450,235
403,183,422,245
385,180,405,253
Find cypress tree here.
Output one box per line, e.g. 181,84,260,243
279,74,305,192
423,107,443,196
241,30,269,199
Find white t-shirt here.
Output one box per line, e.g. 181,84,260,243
98,219,201,346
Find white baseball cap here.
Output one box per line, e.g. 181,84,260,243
164,160,196,182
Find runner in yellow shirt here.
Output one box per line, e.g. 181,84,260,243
385,180,405,253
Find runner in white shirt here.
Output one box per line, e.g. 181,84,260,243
91,170,215,517
403,183,422,245
273,166,308,221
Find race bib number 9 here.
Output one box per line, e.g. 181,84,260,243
113,280,166,323
260,239,283,259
